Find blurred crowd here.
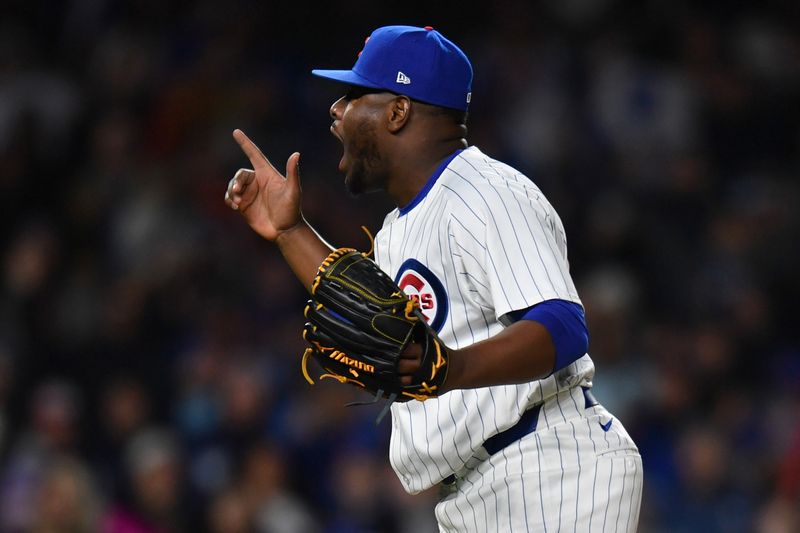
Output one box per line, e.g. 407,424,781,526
1,0,799,531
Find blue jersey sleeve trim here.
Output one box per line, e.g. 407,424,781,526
398,149,464,216
510,299,589,373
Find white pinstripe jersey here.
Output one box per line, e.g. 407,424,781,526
374,146,596,494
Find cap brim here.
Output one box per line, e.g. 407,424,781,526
310,69,384,90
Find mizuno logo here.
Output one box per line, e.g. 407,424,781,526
396,71,411,84
600,419,613,432
330,352,375,374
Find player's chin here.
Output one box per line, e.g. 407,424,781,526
344,173,364,196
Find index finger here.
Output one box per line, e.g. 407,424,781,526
232,129,272,170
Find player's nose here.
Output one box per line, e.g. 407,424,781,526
330,96,346,120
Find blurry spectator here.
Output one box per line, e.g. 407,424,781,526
578,264,644,420
0,380,82,530
239,443,318,533
32,456,102,533
101,378,152,445
326,449,403,533
102,428,186,533
219,359,272,443
2,220,59,301
757,497,800,533
94,377,153,498
664,425,753,532
0,26,81,163
209,488,255,533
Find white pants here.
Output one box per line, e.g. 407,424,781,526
435,387,643,532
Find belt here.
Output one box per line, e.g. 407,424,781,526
483,402,542,456
442,387,599,486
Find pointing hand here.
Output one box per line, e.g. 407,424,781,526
225,129,303,242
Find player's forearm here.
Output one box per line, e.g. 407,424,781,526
274,220,335,291
444,320,556,391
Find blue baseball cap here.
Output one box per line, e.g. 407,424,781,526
312,25,473,111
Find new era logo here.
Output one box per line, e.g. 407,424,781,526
396,71,411,84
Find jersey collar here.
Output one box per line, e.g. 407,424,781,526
398,148,464,216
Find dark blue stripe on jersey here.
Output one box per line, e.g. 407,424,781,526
509,299,589,373
398,148,464,216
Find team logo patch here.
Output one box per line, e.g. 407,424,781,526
395,259,448,332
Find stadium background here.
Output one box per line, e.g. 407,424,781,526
1,0,798,531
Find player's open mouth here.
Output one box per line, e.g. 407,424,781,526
330,124,347,172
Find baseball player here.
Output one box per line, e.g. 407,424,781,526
225,25,643,532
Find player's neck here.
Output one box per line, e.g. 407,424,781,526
386,139,466,207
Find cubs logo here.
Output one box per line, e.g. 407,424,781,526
395,259,448,332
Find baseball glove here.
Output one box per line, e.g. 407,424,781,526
301,248,449,410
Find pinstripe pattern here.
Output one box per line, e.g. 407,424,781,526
435,388,642,532
373,147,640,530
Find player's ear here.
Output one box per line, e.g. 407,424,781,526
386,96,412,133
